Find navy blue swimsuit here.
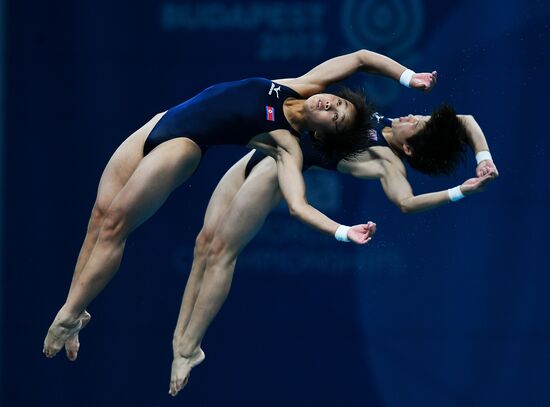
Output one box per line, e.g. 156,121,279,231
244,112,393,177
144,78,301,155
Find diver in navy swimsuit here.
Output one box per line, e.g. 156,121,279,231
167,76,499,393
144,78,303,155
43,49,443,393
244,112,393,176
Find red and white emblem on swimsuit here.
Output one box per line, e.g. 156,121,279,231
265,106,275,121
368,129,378,141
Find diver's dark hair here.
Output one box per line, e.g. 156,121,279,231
313,87,376,161
404,104,468,176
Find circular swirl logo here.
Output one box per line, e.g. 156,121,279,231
340,0,424,106
341,0,424,57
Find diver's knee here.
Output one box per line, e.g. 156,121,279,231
98,206,129,243
194,228,215,259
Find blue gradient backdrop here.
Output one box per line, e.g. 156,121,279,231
2,1,550,406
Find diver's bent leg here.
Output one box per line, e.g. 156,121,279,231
66,113,164,297
62,113,165,361
44,137,201,358
169,157,281,396
173,152,255,339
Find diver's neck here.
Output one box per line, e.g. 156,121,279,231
382,126,402,155
283,98,308,133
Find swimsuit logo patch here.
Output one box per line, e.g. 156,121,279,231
266,106,275,121
368,129,378,141
268,83,281,98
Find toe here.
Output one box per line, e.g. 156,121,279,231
169,372,178,396
169,381,178,397
43,336,60,358
176,376,188,393
65,338,79,361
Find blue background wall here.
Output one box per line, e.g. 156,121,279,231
2,0,550,405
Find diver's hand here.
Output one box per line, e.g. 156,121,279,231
347,222,377,245
410,71,437,92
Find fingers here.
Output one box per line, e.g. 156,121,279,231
477,161,499,179
472,172,495,192
367,221,377,236
481,173,496,186
360,222,377,244
477,166,497,178
412,73,436,92
488,167,499,178
425,71,437,91
480,171,496,183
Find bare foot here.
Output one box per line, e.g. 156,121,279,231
169,347,205,396
43,310,91,359
64,311,91,361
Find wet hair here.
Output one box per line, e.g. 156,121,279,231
404,104,468,176
313,87,376,161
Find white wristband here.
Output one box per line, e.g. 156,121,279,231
399,69,415,88
335,225,351,242
475,150,492,164
448,186,465,202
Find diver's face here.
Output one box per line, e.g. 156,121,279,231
392,114,429,145
304,94,356,135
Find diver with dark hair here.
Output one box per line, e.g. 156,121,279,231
165,82,498,395
395,104,471,176
41,49,440,392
